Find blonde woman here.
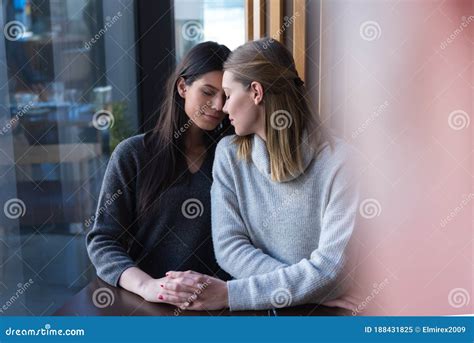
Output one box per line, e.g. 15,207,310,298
160,39,361,311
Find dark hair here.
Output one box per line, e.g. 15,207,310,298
138,41,232,215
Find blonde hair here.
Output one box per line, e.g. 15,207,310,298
224,38,331,182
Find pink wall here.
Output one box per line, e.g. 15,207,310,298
310,0,472,315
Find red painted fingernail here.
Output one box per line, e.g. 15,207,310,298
160,284,164,288
158,295,163,300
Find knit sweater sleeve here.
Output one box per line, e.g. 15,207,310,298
85,138,139,287
222,151,360,311
211,139,289,279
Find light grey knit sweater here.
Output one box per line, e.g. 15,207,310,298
211,133,360,311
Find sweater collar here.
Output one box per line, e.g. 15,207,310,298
250,131,316,182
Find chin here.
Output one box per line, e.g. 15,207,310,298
234,127,250,136
195,120,219,131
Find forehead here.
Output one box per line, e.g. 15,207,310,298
222,71,236,87
194,70,223,87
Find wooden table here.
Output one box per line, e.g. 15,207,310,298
54,277,351,316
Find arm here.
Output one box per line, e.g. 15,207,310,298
85,140,138,287
85,139,200,305
211,141,288,279
225,159,360,311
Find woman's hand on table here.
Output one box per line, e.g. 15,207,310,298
158,270,229,310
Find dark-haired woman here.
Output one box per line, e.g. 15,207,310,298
85,42,233,304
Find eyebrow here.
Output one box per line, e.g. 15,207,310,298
202,84,219,91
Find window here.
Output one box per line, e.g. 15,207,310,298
0,0,138,315
174,0,245,60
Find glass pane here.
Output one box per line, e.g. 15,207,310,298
174,0,245,60
0,0,138,315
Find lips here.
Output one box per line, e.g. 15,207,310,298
205,114,220,120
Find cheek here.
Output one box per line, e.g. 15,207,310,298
184,91,206,117
229,94,251,117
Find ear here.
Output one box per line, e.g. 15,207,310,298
249,81,264,105
176,77,187,98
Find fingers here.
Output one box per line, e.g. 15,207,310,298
166,270,212,287
166,270,201,279
162,277,200,294
157,291,191,305
177,297,204,311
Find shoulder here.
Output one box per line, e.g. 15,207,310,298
113,134,145,156
215,134,239,160
317,135,361,168
313,135,364,186
108,134,146,171
111,134,145,160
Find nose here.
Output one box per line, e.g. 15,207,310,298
222,98,228,114
211,95,224,112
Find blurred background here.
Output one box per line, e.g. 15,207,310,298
0,0,246,315
0,0,472,316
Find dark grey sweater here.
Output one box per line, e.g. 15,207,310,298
85,134,229,287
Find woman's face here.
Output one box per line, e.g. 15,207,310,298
222,71,263,136
177,70,226,131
